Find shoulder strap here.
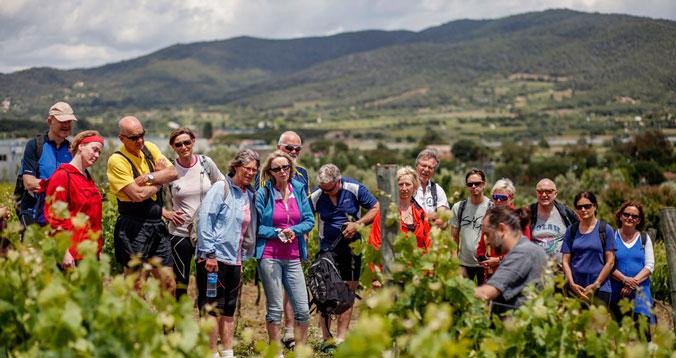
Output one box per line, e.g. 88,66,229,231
598,220,607,251
429,180,438,208
35,133,45,177
141,146,155,172
114,151,141,178
199,155,211,178
456,199,467,227
529,203,538,227
569,222,579,243
114,151,135,176
640,231,647,249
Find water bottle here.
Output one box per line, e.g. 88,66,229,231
206,272,218,298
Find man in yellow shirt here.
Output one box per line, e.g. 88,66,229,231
107,116,178,292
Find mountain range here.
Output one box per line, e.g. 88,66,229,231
1,9,675,117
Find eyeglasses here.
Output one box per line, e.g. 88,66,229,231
536,189,556,195
270,164,291,173
492,194,510,202
123,131,145,141
622,212,641,221
466,181,483,188
173,140,192,148
576,203,593,210
240,165,258,174
283,144,303,153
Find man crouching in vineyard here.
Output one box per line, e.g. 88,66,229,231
474,205,547,315
106,116,178,294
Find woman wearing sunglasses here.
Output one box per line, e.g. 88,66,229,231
610,201,654,332
165,128,224,300
561,191,615,306
255,150,315,349
475,178,530,279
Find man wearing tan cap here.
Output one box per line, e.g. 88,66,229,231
17,101,77,228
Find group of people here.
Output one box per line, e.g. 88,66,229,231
15,101,656,357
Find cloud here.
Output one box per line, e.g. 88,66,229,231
0,0,674,73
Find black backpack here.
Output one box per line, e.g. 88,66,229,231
307,228,357,321
13,134,45,216
307,250,356,316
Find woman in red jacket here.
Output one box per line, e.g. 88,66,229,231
44,130,104,268
369,166,430,251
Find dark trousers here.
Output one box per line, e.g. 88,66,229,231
170,235,194,300
463,265,485,285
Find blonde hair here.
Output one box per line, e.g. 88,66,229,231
260,150,296,184
69,130,102,156
397,166,420,192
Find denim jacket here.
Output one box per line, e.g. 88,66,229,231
255,178,315,260
196,176,257,264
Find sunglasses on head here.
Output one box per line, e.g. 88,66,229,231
173,140,192,148
576,203,593,210
123,130,145,141
283,144,303,152
270,164,291,173
622,212,640,220
466,181,483,188
492,194,510,202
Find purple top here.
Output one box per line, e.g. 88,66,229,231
261,183,301,260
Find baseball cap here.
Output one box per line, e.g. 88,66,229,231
48,102,77,122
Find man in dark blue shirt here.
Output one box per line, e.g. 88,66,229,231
18,102,77,227
310,163,379,350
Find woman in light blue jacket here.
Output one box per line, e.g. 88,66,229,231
256,150,315,347
196,148,259,358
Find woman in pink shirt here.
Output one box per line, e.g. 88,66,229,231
255,151,315,348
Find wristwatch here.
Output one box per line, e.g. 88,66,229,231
146,173,155,184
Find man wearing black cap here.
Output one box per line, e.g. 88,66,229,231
17,101,77,228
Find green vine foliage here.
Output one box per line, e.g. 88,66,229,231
0,223,212,356
337,206,675,357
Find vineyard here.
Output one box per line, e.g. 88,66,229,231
1,164,675,357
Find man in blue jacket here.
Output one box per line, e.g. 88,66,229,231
18,102,76,227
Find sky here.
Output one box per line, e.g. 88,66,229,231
1,0,674,74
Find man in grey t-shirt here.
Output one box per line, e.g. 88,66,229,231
529,178,578,263
475,206,547,315
451,168,491,285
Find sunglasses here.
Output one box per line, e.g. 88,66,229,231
576,203,594,210
466,181,483,188
270,164,291,173
492,194,510,202
622,212,641,221
536,189,556,195
173,140,192,148
283,144,303,152
123,130,145,141
321,181,339,194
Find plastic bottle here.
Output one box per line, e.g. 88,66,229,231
206,272,218,298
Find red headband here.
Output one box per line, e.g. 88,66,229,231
80,136,104,145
